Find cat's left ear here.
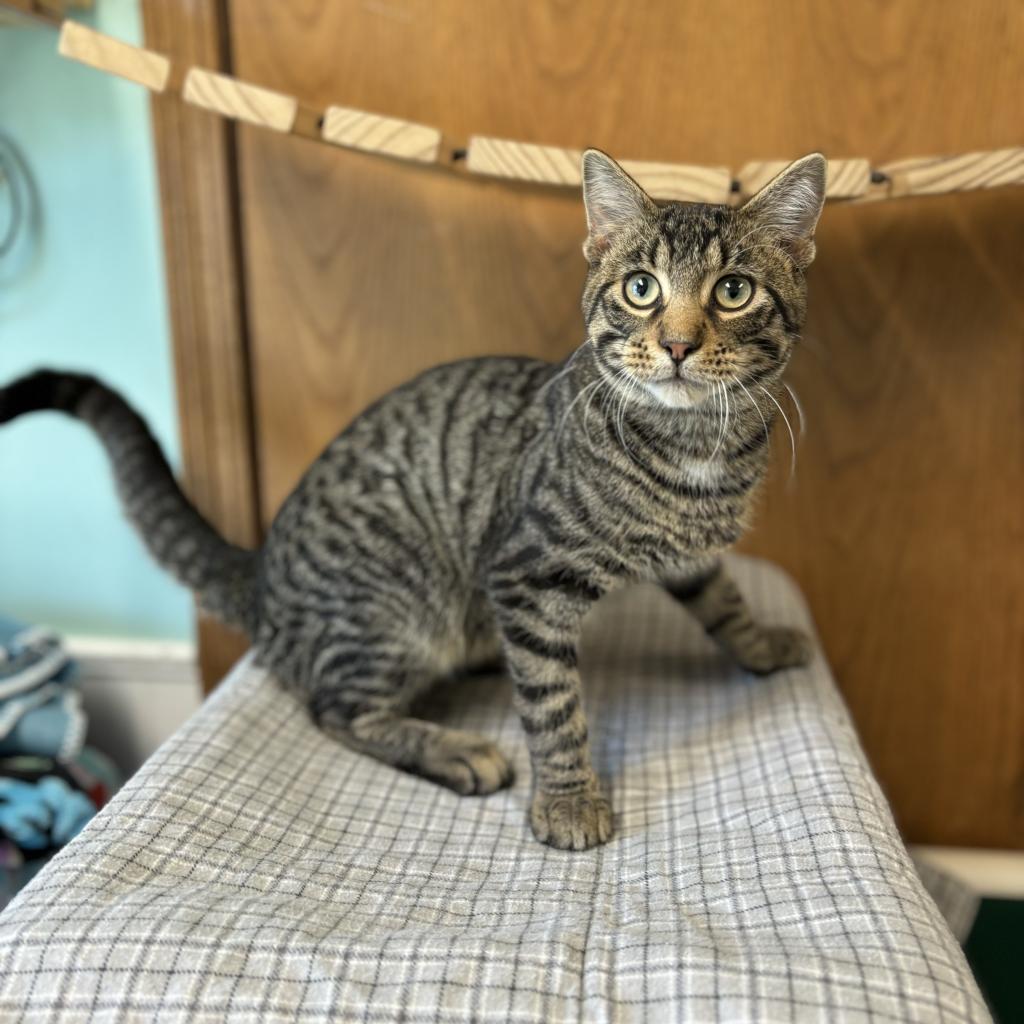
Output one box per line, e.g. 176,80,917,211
581,149,657,261
740,153,827,269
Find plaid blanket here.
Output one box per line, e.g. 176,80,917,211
0,557,988,1023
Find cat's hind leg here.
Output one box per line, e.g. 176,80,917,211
310,667,514,796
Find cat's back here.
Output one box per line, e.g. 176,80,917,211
269,354,556,542
342,354,553,459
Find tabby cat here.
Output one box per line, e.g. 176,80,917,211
0,151,826,850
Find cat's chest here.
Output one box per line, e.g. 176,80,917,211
675,453,730,491
633,464,758,569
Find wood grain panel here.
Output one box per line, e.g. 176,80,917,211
143,0,258,690
744,193,1024,848
227,0,1023,846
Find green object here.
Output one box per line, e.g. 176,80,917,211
964,898,1024,1024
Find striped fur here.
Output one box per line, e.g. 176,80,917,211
0,152,826,849
0,372,256,629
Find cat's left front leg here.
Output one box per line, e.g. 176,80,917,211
489,584,612,851
666,562,812,674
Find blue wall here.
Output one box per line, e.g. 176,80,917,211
0,3,193,640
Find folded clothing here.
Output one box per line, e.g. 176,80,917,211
0,619,124,911
63,747,122,810
0,838,20,871
0,751,121,906
0,776,94,851
0,616,84,760
1,749,122,814
1,835,53,914
0,618,71,699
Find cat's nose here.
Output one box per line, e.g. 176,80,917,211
660,339,698,365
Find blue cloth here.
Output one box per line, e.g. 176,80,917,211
0,617,83,760
0,776,95,851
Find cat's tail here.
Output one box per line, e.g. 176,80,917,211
0,370,258,633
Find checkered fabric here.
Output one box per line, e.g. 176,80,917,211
0,557,989,1023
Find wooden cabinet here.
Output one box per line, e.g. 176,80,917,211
145,0,1023,848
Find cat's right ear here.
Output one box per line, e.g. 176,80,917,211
739,153,827,269
581,149,656,261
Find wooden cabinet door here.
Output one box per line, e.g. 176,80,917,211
153,1,1024,847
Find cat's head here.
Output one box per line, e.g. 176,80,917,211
580,150,826,410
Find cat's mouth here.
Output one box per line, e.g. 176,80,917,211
645,376,708,410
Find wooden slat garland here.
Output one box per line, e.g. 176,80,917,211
183,69,298,133
880,148,1024,197
465,138,733,202
58,20,170,92
826,158,873,199
737,158,872,200
466,137,582,186
321,106,441,163
58,20,1024,206
621,159,733,204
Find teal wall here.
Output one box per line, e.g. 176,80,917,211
0,3,193,640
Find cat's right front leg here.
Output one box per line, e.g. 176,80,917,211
491,589,611,851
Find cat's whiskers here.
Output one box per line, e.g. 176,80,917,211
581,377,608,453
562,364,628,456
709,380,730,461
608,367,640,465
733,376,770,441
758,383,797,479
783,382,806,441
556,378,603,440
539,344,587,396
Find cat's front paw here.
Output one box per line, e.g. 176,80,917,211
530,788,613,851
735,625,813,675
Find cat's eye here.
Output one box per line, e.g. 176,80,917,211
623,272,661,309
713,275,754,311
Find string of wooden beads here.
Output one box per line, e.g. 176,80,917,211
59,21,1024,206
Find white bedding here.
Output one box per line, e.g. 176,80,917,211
0,556,989,1022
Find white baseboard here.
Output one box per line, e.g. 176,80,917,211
68,636,203,777
909,845,1024,900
